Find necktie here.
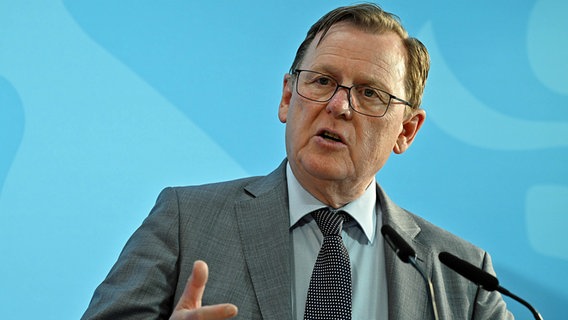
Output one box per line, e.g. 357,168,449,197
304,208,352,320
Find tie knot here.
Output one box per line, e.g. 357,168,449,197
312,208,347,236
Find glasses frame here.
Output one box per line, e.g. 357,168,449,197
292,69,412,118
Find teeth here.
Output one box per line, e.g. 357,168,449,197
323,131,341,141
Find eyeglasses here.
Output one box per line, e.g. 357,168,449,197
292,69,412,117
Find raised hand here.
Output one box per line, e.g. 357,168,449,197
170,260,238,320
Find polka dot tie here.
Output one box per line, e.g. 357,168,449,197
304,208,352,320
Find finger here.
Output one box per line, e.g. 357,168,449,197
175,260,209,310
173,304,238,320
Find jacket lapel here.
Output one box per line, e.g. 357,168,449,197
234,161,293,320
378,184,435,319
232,166,436,319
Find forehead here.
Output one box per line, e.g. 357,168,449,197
301,22,407,88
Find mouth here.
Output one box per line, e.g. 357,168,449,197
318,130,343,143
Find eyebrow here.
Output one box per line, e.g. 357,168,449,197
310,64,393,91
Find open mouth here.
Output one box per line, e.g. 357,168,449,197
320,130,342,143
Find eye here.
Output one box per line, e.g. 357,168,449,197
313,75,334,86
357,86,390,104
362,87,378,98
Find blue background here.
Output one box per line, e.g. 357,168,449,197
1,1,567,319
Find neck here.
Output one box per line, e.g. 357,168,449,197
294,172,373,209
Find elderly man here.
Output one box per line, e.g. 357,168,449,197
82,3,513,320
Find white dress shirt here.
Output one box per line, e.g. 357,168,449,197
287,163,389,319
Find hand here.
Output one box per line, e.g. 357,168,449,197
170,260,238,320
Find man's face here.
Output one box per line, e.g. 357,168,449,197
278,22,425,206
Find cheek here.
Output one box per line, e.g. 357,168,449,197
288,98,321,131
285,100,312,147
357,121,402,159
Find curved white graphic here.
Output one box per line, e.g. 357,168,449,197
0,2,247,319
419,22,568,150
526,185,568,260
528,0,568,95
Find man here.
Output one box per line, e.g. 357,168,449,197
82,3,513,320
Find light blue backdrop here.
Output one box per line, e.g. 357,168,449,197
1,1,566,319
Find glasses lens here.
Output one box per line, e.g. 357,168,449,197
296,71,338,102
294,70,403,117
350,85,391,116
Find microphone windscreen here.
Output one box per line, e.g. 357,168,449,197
381,225,416,263
439,251,499,291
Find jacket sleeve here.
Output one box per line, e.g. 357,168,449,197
81,187,181,320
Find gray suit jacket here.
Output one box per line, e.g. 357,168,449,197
82,161,513,319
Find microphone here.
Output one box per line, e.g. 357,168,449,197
381,224,416,263
439,251,543,320
381,225,440,320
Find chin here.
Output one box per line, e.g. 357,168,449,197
304,160,351,180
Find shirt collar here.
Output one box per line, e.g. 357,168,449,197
286,162,377,243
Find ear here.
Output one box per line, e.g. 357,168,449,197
278,74,293,123
393,108,426,154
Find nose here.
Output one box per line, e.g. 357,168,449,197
325,86,353,120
